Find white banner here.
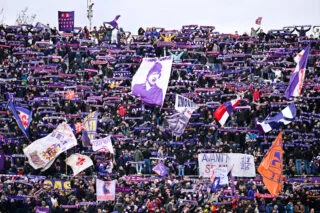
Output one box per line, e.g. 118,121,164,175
96,179,116,201
66,154,93,176
228,153,256,177
131,56,173,106
91,135,114,154
23,123,77,170
165,94,199,137
198,153,256,179
175,94,199,113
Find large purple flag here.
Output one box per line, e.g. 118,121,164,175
152,162,168,176
131,57,173,106
0,150,4,170
285,45,310,99
58,11,74,32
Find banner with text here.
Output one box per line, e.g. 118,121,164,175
198,153,256,180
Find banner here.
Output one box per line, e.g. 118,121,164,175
23,123,77,170
65,154,93,176
82,111,99,146
8,101,32,138
91,135,114,154
0,150,4,170
228,153,256,177
43,179,71,190
174,94,199,113
96,179,116,201
58,11,74,32
35,207,50,213
131,56,173,106
198,153,256,182
165,94,199,136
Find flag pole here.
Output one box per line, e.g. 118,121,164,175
230,164,235,196
66,150,68,175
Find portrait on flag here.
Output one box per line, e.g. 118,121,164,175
96,179,116,201
131,56,173,106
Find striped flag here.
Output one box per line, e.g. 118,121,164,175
257,103,296,133
214,99,241,126
7,100,32,138
285,45,310,99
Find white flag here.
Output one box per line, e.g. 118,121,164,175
91,136,114,154
66,154,93,176
96,179,116,201
23,123,77,170
165,94,199,136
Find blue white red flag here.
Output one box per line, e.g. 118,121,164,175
8,100,32,138
214,99,241,126
285,45,310,99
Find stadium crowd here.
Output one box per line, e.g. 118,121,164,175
0,21,320,213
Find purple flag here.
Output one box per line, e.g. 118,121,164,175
0,150,4,170
105,15,121,29
210,177,221,193
285,45,310,99
82,111,99,146
131,57,173,106
35,207,49,213
58,11,74,32
152,162,168,176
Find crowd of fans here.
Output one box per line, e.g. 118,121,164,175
0,21,320,213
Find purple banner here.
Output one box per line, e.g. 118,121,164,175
58,11,74,32
35,207,49,213
0,150,4,170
